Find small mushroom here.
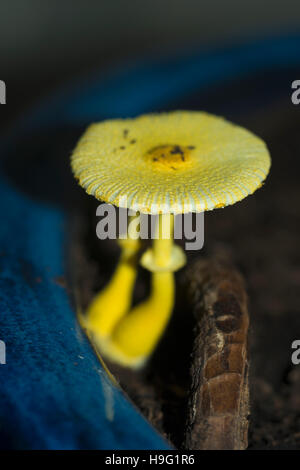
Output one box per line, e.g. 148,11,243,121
71,111,271,368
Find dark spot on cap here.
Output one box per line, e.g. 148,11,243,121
130,139,136,144
123,129,129,138
170,145,184,155
120,146,125,150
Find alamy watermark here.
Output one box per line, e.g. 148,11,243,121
95,199,205,251
291,80,300,105
291,340,300,365
0,80,6,104
0,340,6,364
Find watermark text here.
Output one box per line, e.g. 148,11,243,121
0,340,6,364
0,80,6,104
96,202,204,251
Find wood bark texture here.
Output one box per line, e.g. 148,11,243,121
184,258,250,450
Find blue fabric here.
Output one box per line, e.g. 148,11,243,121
1,35,300,449
0,175,171,450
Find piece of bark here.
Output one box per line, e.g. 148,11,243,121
184,257,250,450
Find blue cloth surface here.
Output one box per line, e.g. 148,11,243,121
0,35,300,449
0,175,171,450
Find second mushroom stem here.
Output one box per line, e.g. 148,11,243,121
108,213,176,368
84,214,141,338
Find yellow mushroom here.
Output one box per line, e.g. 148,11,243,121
83,216,141,338
71,111,271,368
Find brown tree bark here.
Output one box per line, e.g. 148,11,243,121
184,257,250,450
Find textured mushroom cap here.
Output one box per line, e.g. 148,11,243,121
71,111,271,214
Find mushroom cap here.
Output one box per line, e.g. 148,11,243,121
71,111,271,214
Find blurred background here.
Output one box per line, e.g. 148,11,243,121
1,0,300,126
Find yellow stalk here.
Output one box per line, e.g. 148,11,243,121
103,213,176,368
84,214,140,338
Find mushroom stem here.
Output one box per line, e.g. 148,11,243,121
83,215,140,338
153,213,174,268
104,271,175,368
101,214,176,368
